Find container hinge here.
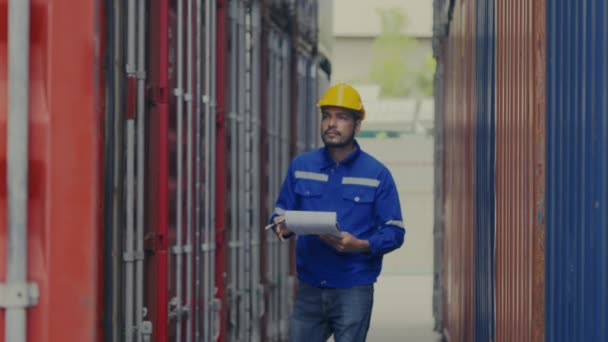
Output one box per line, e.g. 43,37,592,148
144,232,167,253
123,250,144,262
168,297,190,319
0,282,39,309
201,242,217,252
136,70,147,80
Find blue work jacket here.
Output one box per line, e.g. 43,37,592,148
271,140,405,288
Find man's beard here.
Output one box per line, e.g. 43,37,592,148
321,129,356,148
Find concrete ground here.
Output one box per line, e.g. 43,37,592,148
367,275,441,342
329,275,440,342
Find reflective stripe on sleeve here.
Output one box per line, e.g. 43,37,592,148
384,220,405,228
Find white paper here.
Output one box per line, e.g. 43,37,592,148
284,210,342,238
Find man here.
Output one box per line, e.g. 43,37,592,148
270,83,405,342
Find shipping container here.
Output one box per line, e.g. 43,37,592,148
0,0,103,341
432,0,449,334
145,1,171,341
494,1,545,341
261,7,295,342
0,0,332,341
473,0,495,341
440,0,476,341
546,0,608,341
435,0,607,341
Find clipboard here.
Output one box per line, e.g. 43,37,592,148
282,210,342,238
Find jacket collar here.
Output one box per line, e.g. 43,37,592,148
320,140,362,170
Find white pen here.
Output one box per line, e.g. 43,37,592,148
265,217,285,231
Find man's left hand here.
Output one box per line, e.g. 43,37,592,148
320,232,370,253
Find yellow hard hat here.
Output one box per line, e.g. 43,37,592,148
317,83,366,120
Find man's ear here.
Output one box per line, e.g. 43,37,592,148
355,119,362,134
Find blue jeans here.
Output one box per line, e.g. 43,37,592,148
289,281,374,342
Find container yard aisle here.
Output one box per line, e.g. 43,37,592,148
359,136,441,342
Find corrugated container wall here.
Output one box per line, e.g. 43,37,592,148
441,0,476,341
0,0,329,341
432,0,449,334
494,1,545,341
436,0,547,341
546,0,608,341
144,0,171,340
473,0,495,341
436,0,608,340
532,1,547,340
0,0,103,341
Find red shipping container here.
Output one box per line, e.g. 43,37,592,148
0,0,103,340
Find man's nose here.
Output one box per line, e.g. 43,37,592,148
328,116,338,127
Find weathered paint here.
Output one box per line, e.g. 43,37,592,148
532,0,546,340
436,0,547,341
432,0,450,333
494,1,545,341
441,1,476,341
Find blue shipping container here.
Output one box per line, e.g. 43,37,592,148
474,0,495,341
546,0,608,341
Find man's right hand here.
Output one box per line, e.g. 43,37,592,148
273,216,292,241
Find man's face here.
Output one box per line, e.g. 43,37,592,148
320,106,361,148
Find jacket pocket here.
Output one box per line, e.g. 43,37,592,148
341,185,375,204
294,179,325,198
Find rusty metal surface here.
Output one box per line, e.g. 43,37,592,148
495,0,525,340
432,0,449,334
494,1,545,341
436,1,548,341
435,0,608,340
441,1,476,341
496,1,529,341
532,0,546,341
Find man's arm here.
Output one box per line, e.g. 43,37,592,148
321,169,405,255
320,232,370,253
366,170,406,256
